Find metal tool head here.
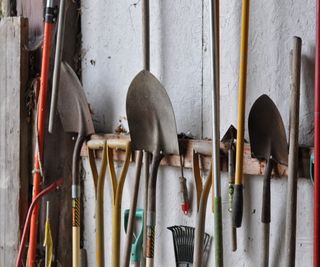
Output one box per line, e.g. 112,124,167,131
126,70,179,155
248,94,288,165
221,125,237,143
57,62,95,136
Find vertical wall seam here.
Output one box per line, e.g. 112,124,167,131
200,0,204,139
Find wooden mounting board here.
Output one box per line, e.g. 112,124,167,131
81,134,313,179
0,17,29,267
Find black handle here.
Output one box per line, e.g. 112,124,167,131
232,184,243,227
261,159,274,223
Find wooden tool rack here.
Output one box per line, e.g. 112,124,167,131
81,134,313,179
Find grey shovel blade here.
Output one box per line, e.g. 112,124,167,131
248,94,288,165
126,70,179,155
57,62,95,136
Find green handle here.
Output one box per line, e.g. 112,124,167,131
214,196,223,267
232,184,243,227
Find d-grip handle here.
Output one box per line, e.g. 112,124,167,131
261,159,274,223
107,138,131,150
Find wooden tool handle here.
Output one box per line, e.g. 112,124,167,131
87,139,106,150
107,138,131,150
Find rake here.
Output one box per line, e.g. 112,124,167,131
167,225,211,267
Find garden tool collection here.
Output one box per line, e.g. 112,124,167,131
107,139,132,267
27,1,57,266
221,125,237,252
168,225,211,267
57,62,95,267
15,1,315,266
248,95,288,267
124,209,145,267
284,36,302,267
233,0,251,231
87,140,108,267
192,145,213,267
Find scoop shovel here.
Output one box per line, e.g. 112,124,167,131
126,70,179,267
248,94,288,267
57,62,95,267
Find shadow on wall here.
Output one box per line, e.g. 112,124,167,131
301,49,315,146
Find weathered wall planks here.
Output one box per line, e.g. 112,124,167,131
0,17,29,267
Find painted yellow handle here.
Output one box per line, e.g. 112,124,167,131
235,0,250,186
108,139,131,267
72,227,80,267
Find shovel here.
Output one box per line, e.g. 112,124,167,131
57,62,95,267
248,95,288,267
126,71,179,267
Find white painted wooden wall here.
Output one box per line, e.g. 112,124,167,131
80,0,315,266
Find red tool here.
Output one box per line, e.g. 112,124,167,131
314,1,320,266
16,179,64,267
27,1,57,266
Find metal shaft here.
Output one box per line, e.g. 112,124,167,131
48,0,67,133
142,0,150,71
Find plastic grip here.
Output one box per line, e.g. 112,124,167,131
232,184,243,228
214,197,223,267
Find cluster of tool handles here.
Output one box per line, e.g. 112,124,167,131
13,0,320,266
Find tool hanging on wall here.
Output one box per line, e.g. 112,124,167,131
57,62,95,267
126,0,179,266
27,1,57,266
48,0,67,133
87,140,108,267
168,225,211,267
108,139,131,267
179,153,190,215
124,209,145,267
127,71,179,267
248,95,288,267
16,179,64,267
43,201,53,267
192,146,213,267
221,125,238,252
284,36,302,267
123,151,143,267
209,0,223,264
233,0,251,230
314,0,320,265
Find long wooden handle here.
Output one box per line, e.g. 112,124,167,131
233,0,250,229
284,36,301,267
